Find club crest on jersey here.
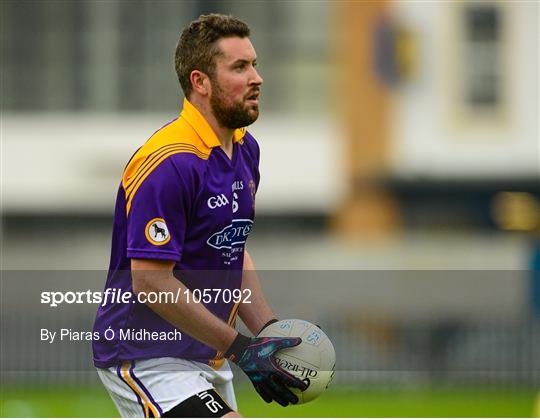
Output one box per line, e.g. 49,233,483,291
249,179,256,209
145,218,170,246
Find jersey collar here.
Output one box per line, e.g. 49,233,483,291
180,98,245,148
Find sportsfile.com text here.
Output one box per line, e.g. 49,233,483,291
41,288,252,308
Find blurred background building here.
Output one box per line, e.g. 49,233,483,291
1,0,539,411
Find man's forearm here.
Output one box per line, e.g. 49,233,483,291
239,250,276,335
132,262,237,353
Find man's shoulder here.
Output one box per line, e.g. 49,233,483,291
145,116,212,159
122,117,209,192
240,130,260,162
243,130,258,143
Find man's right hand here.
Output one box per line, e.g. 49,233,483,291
225,333,308,406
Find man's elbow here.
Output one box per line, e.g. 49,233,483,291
132,272,152,296
131,258,175,296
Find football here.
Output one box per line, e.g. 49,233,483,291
258,319,336,404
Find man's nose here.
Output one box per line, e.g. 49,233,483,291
251,68,263,85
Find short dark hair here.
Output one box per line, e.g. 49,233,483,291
175,14,250,98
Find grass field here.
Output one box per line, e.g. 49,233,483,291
1,385,538,417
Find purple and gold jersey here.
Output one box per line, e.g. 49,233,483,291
93,99,260,368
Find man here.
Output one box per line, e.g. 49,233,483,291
92,14,306,418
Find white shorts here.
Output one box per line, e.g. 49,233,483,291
97,357,237,418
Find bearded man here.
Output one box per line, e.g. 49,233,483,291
92,14,306,418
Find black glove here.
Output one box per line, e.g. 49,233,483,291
225,332,308,406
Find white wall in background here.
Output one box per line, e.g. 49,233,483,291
1,113,345,214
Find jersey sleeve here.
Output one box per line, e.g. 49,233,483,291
126,157,195,262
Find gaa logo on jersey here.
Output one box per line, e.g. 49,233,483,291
145,218,171,246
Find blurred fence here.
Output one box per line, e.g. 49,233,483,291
329,317,540,387
2,313,539,388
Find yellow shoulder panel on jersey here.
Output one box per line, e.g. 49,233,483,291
123,117,211,215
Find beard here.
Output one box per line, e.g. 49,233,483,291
209,78,260,129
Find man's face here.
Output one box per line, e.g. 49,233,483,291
209,37,263,129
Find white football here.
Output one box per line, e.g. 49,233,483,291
258,319,336,404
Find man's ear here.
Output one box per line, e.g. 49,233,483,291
190,70,210,96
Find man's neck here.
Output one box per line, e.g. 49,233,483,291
188,96,234,152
